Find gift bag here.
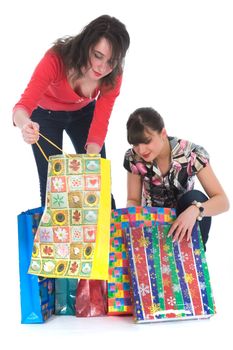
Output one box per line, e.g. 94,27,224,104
18,208,55,323
108,207,177,315
108,215,133,315
111,207,216,323
28,153,111,280
75,279,107,317
55,278,78,315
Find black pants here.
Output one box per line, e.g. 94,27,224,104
176,189,211,250
31,102,116,208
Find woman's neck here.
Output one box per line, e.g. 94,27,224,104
154,138,171,176
156,137,171,162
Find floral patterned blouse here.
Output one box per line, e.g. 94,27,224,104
123,137,209,208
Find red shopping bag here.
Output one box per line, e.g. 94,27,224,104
75,279,107,317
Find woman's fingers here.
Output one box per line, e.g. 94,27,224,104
21,121,40,144
168,221,193,243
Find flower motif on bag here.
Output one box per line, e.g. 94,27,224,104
70,159,81,172
167,296,176,306
72,210,81,223
52,177,65,192
56,244,69,258
139,283,150,296
70,261,79,273
43,245,53,256
43,261,55,273
54,227,69,241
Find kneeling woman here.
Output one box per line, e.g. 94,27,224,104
124,107,229,250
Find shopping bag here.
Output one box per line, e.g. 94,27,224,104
18,208,55,323
108,207,177,315
107,214,133,315
111,207,216,323
75,279,108,317
28,154,111,280
55,278,78,315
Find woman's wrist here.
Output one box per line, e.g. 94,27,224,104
191,201,205,221
13,109,30,129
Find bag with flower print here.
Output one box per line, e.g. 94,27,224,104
28,134,111,281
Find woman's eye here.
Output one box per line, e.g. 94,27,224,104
94,53,102,59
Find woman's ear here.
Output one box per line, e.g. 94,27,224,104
161,127,167,139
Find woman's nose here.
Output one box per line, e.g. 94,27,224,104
138,144,147,154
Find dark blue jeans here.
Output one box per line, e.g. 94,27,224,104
31,102,116,208
176,189,211,250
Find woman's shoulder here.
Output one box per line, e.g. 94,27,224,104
170,136,209,161
38,49,65,80
43,49,64,66
124,147,135,161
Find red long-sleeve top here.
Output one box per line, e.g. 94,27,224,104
13,50,122,148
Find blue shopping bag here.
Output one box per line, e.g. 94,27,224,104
17,207,55,323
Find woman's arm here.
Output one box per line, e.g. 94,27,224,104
169,163,229,242
196,163,230,215
13,51,61,144
126,171,142,207
86,75,123,150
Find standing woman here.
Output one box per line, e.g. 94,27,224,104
13,15,130,207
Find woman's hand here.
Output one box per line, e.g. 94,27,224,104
13,109,40,144
168,205,199,243
86,143,101,154
21,120,40,144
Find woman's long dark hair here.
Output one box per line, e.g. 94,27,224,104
52,15,130,87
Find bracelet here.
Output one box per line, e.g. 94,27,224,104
191,200,205,221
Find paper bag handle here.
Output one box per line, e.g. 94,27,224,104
36,132,71,161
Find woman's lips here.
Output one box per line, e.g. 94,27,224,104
93,70,102,77
141,153,151,159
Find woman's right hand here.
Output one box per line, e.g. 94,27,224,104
21,120,40,144
13,109,40,144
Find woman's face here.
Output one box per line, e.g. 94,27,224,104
85,37,115,80
133,128,167,162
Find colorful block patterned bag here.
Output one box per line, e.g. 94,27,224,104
18,207,55,323
111,207,216,323
108,223,133,315
28,153,111,280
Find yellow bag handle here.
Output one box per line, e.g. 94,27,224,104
36,132,71,161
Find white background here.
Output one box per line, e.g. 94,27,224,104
1,0,232,348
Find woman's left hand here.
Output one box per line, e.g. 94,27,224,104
86,143,101,154
168,205,199,243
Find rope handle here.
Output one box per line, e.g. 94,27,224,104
36,132,71,162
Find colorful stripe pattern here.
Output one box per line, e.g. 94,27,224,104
111,207,215,322
108,207,176,315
